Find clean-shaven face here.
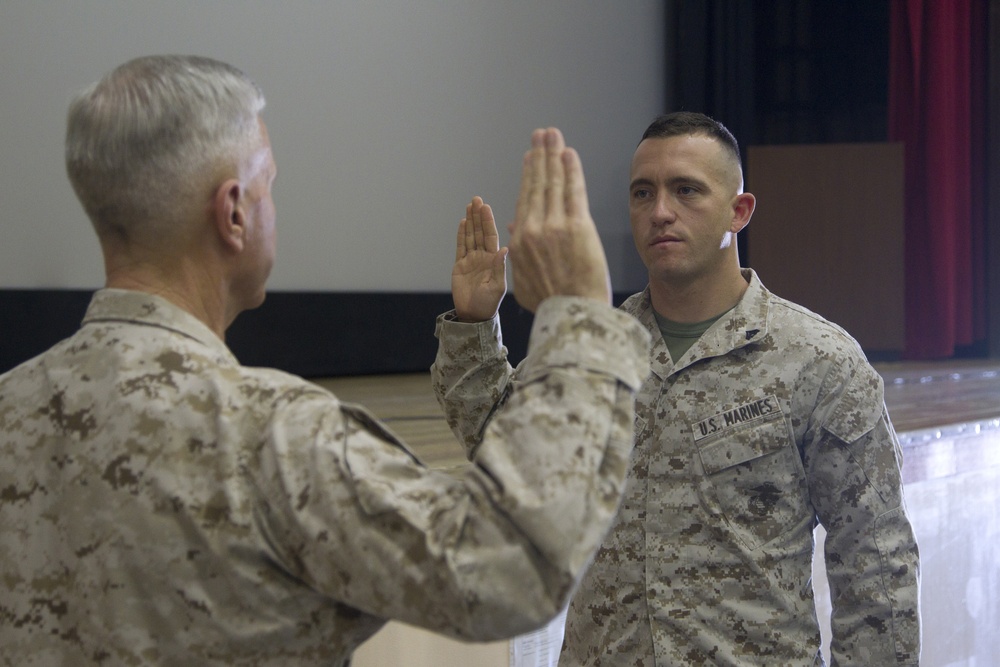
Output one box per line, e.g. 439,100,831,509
628,133,744,287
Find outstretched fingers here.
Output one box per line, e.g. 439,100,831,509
544,128,567,222
507,127,611,311
562,147,590,219
457,196,500,262
471,196,499,253
514,129,547,236
455,215,469,262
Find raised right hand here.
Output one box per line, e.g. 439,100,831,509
452,196,508,322
508,128,612,312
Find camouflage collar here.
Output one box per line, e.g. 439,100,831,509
81,289,236,362
626,269,773,379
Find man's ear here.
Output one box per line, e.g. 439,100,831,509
212,178,245,252
730,192,756,234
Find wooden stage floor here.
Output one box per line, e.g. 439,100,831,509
313,359,1000,472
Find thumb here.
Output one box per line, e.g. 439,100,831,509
493,247,509,274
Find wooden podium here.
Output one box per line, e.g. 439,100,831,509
745,143,905,355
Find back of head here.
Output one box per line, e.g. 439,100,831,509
65,55,266,244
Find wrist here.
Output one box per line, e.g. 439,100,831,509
453,311,494,323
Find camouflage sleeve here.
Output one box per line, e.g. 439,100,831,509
254,297,650,642
805,359,921,665
430,308,517,458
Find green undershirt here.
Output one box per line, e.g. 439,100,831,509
653,310,727,363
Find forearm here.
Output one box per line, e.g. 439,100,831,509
448,371,639,639
825,508,920,664
268,298,650,642
452,297,650,635
431,310,516,455
814,421,920,664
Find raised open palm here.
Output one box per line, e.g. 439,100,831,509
451,196,508,321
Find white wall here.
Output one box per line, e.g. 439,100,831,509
0,1,664,293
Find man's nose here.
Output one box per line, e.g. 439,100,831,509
651,194,676,225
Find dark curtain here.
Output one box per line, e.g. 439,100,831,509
670,1,756,146
888,0,988,358
668,0,756,265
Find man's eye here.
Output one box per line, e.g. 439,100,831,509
633,189,651,200
678,186,696,196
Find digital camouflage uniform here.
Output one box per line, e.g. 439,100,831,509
0,289,650,666
432,270,921,666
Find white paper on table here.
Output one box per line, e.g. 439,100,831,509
509,606,567,667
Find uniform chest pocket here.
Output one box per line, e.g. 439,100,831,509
696,413,809,550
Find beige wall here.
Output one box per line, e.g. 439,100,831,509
0,2,663,294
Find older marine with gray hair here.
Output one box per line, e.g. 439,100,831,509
0,55,650,665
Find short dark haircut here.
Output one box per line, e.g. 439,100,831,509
640,112,741,164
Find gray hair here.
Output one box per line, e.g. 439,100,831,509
65,55,266,241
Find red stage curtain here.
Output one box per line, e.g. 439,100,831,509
889,0,988,359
